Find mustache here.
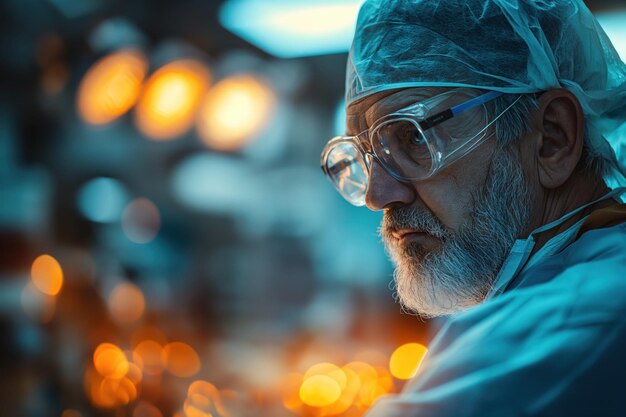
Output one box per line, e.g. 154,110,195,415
380,206,449,240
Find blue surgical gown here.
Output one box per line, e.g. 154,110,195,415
366,219,626,416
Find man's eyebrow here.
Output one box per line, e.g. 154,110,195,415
346,89,443,134
363,93,430,128
364,103,389,128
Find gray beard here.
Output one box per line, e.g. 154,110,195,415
380,147,532,318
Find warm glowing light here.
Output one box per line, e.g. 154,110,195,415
321,366,362,415
93,343,129,379
345,361,377,383
31,254,64,296
358,366,394,407
304,362,347,391
122,198,161,244
299,374,341,407
375,366,394,392
183,400,212,417
125,361,144,385
133,401,163,417
108,282,145,324
61,410,82,417
164,342,201,377
135,60,210,140
278,373,303,411
21,282,56,323
389,343,428,380
85,366,138,409
188,380,219,398
189,393,211,410
197,74,275,151
77,49,147,125
100,376,138,405
344,361,379,409
132,326,168,347
85,343,143,408
85,368,113,408
186,380,228,417
134,340,166,375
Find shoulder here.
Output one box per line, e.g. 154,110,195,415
364,227,626,416
374,226,626,416
541,222,626,325
507,222,626,325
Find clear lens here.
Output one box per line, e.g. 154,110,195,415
369,90,491,180
324,141,369,206
372,119,434,179
424,91,489,162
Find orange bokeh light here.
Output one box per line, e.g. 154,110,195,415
108,282,145,324
186,380,228,417
358,366,393,407
375,366,395,392
135,59,211,140
133,401,163,417
278,373,303,411
134,340,166,375
85,366,139,409
100,376,138,405
31,254,64,296
131,326,168,347
343,361,381,410
304,362,347,391
299,362,354,408
299,374,342,407
389,343,428,380
292,360,394,413
183,399,212,417
164,342,201,377
196,74,275,151
77,49,147,125
322,366,362,415
93,343,129,379
126,361,144,385
187,380,219,398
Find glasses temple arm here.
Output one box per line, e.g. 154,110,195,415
418,90,504,131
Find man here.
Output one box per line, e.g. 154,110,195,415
321,0,626,415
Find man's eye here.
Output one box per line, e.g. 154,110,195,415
396,123,425,146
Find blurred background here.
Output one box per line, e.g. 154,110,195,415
0,0,624,416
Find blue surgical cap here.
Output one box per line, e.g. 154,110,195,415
346,0,626,182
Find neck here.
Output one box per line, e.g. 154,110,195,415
527,172,613,254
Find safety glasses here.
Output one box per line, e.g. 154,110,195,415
321,89,522,206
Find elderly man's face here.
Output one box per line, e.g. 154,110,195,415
347,88,532,317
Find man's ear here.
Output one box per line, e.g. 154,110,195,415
533,89,584,189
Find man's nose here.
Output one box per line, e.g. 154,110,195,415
365,158,416,211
